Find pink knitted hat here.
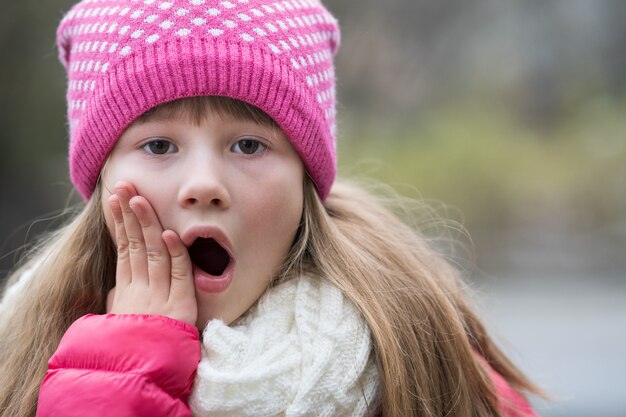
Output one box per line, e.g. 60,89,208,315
56,0,340,200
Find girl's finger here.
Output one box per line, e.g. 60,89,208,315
109,194,131,288
128,195,170,299
162,230,196,305
116,182,148,285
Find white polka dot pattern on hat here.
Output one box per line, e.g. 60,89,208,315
58,0,339,135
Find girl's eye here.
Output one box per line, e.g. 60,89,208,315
232,138,267,155
142,139,176,155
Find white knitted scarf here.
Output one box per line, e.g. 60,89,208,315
189,274,380,417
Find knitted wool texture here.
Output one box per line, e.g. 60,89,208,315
190,274,379,416
56,0,341,200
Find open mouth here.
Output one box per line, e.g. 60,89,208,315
188,238,231,276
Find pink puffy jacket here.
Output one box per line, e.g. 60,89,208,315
36,314,538,417
36,314,201,417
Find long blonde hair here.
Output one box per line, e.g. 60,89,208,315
0,97,541,417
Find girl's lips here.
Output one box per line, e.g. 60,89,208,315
193,262,234,294
181,226,234,257
181,226,236,293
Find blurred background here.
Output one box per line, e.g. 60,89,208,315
1,0,625,415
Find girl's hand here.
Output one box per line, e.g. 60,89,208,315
107,181,197,326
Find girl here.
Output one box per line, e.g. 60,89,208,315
0,0,543,416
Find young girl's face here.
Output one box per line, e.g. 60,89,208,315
100,101,305,328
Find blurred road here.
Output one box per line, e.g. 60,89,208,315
481,274,626,417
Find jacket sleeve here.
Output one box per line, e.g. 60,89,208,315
36,314,201,417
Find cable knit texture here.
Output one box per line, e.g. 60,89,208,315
190,274,380,416
56,0,341,200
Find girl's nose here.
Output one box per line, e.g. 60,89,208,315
177,159,231,209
